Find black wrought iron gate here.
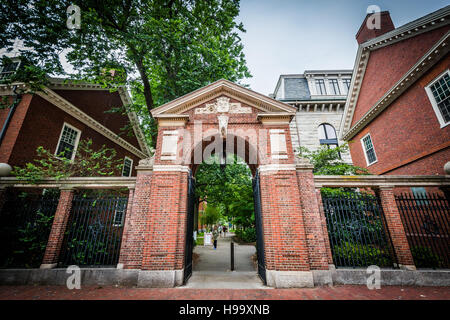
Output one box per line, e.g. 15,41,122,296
183,171,196,284
253,171,266,284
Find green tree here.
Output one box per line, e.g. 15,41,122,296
299,143,370,196
195,154,254,231
200,205,221,230
1,0,251,146
12,138,124,183
299,143,369,175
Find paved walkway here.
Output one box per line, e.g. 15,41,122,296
0,285,448,300
183,233,266,289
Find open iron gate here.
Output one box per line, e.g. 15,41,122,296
183,171,196,284
253,171,266,284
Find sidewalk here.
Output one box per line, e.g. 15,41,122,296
183,233,265,289
0,285,448,300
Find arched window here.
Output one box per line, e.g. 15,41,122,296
318,123,338,149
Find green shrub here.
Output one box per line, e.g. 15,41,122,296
235,228,256,243
333,242,392,267
410,246,444,268
195,237,204,246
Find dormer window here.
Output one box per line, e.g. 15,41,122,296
0,60,20,80
315,79,326,95
329,79,341,95
342,79,351,94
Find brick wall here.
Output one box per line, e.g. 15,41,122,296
352,26,449,127
53,89,141,148
260,171,310,271
6,94,141,176
0,94,33,164
349,55,450,175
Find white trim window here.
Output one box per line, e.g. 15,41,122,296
122,156,133,177
0,59,21,80
361,133,377,166
425,69,450,128
329,79,341,95
315,79,327,95
342,78,351,94
113,198,127,227
55,123,81,160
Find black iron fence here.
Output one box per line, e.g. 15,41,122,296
395,192,449,269
59,194,128,267
0,189,60,268
322,192,397,268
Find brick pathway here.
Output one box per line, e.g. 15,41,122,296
0,285,448,300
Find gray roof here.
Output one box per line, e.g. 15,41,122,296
284,77,310,100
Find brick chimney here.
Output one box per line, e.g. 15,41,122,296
356,11,395,44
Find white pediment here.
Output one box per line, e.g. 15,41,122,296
150,79,296,117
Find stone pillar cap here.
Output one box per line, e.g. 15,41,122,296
295,157,314,170
136,156,155,171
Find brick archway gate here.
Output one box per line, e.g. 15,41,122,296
117,80,331,288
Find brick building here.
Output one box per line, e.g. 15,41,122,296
0,75,150,177
340,7,450,184
271,70,353,163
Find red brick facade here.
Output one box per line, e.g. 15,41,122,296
33,80,427,287
41,189,74,267
0,87,146,176
116,83,332,276
347,14,450,177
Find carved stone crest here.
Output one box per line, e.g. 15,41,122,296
195,97,251,114
218,115,229,138
216,97,230,113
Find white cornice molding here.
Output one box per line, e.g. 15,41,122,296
258,164,296,173
314,175,450,188
151,79,296,116
340,7,450,139
0,79,151,157
0,176,136,189
363,6,450,49
153,165,190,172
343,31,449,140
48,78,150,157
116,87,151,156
36,87,148,159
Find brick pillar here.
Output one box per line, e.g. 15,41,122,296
377,187,415,270
316,188,333,266
141,169,188,273
40,188,74,268
259,169,310,272
0,187,6,214
121,158,154,269
117,186,135,269
295,158,329,270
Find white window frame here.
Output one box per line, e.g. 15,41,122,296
360,133,378,166
122,156,133,177
0,59,21,79
55,122,81,161
425,69,450,128
113,198,127,227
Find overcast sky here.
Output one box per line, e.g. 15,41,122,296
238,0,449,95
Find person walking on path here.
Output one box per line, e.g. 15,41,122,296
212,226,219,249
